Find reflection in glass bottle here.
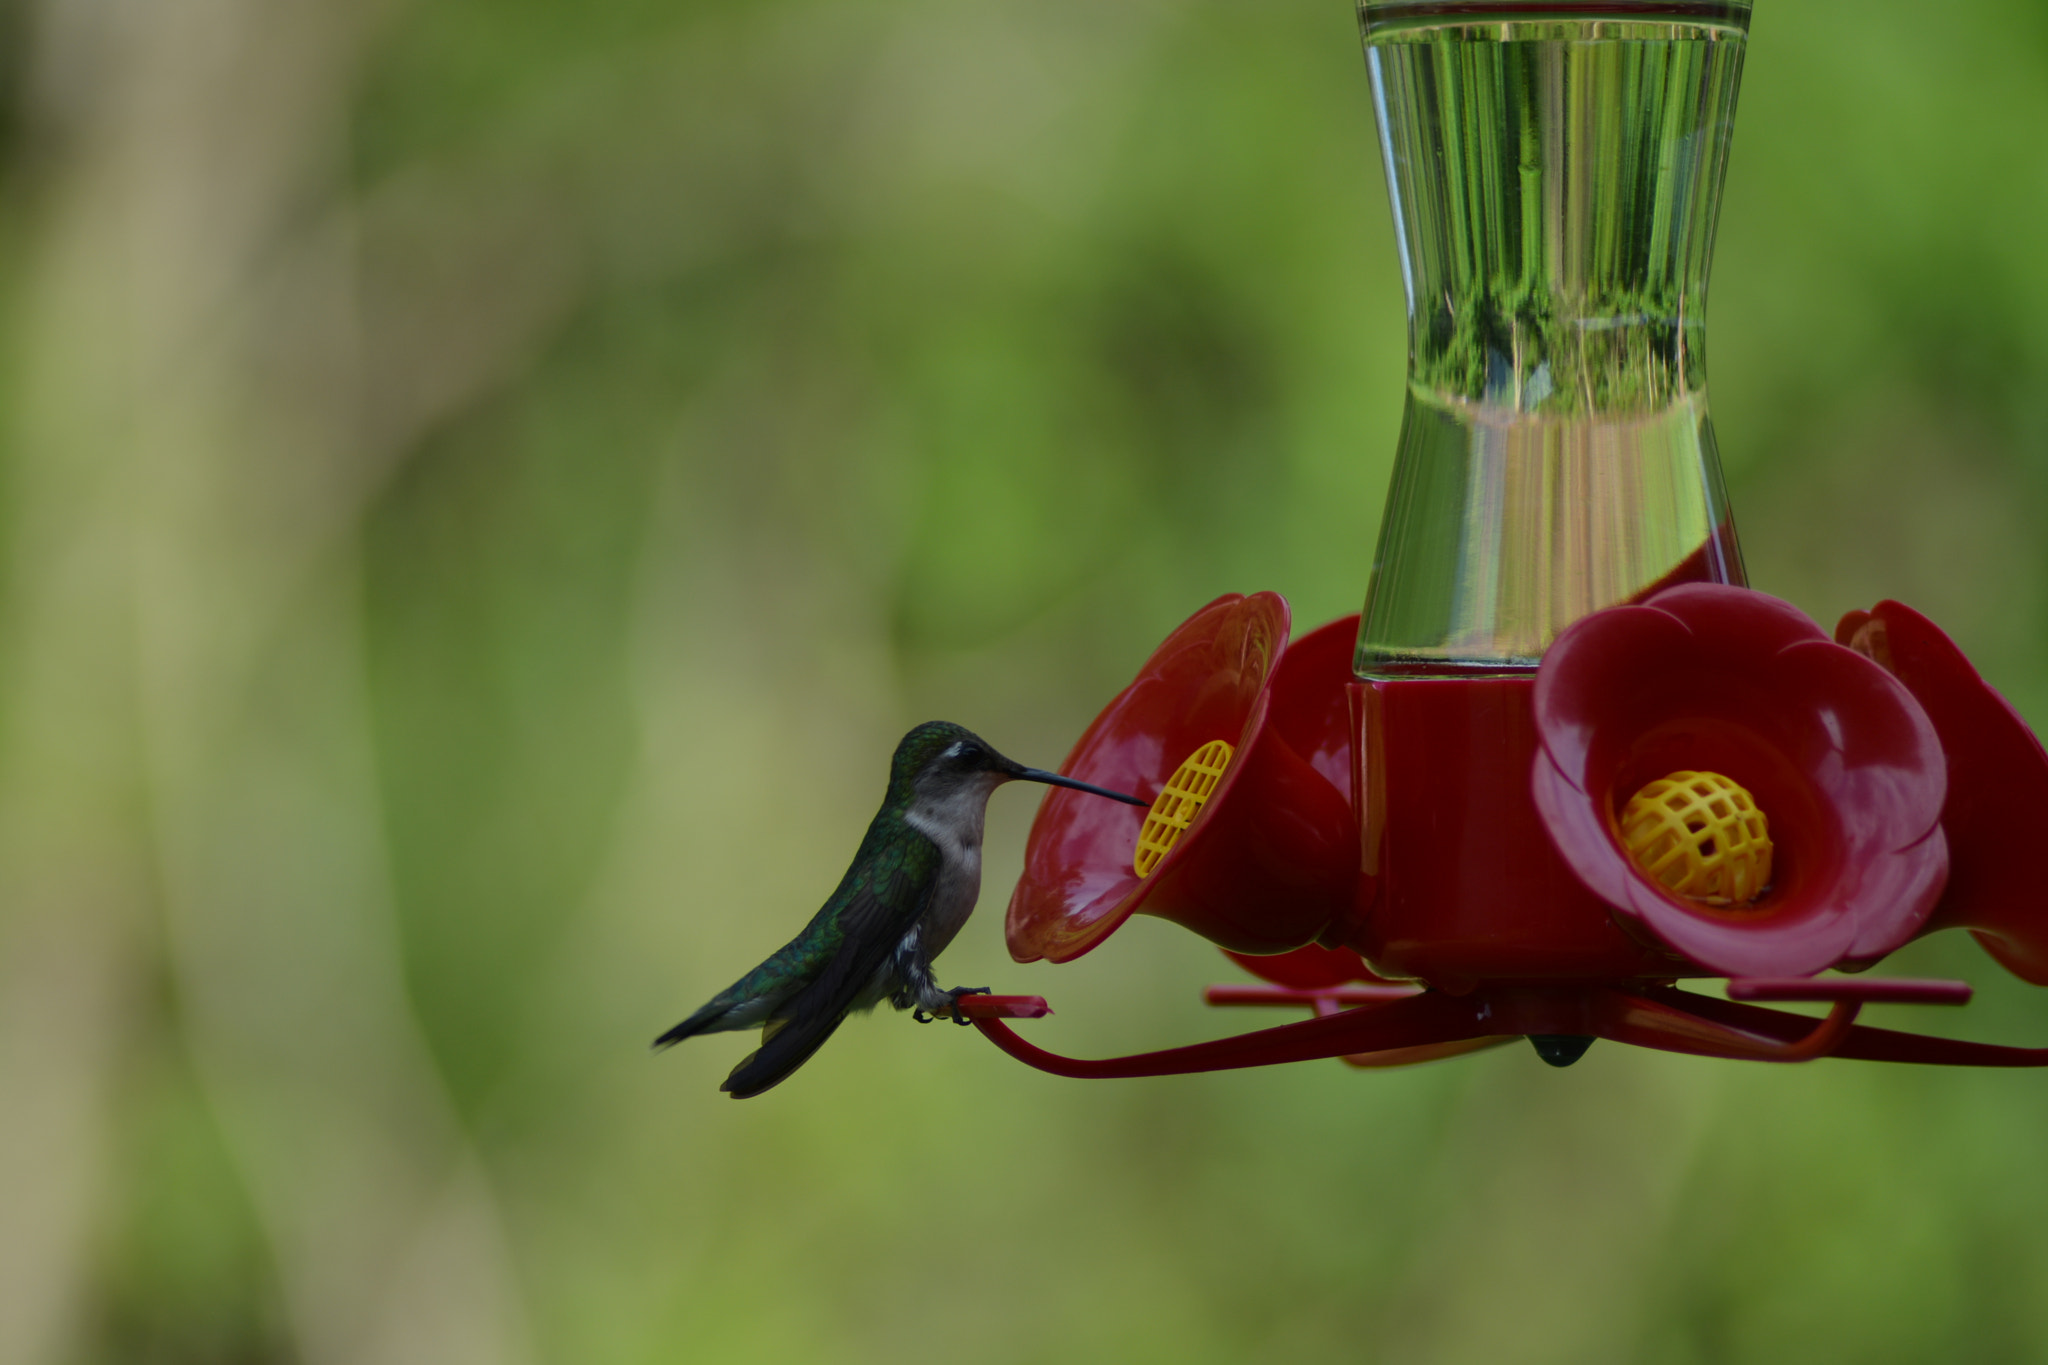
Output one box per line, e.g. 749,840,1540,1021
1355,6,1751,676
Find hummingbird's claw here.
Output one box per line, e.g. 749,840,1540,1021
913,1009,935,1024
944,986,991,1025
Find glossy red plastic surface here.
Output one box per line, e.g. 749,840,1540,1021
1219,943,1393,990
1532,584,1949,978
1353,677,1682,987
1006,599,1358,962
1838,600,2048,985
1203,981,1513,1066
1205,983,1419,1009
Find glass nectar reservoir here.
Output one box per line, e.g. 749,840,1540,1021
1355,0,1752,677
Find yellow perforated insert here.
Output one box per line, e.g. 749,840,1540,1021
1133,741,1235,877
1620,770,1772,907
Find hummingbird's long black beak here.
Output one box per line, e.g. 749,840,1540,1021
1014,767,1149,807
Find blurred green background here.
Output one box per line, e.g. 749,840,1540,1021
3,0,2048,1361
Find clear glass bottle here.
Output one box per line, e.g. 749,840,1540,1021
1355,0,1751,678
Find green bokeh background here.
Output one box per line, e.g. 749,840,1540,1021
4,0,2048,1361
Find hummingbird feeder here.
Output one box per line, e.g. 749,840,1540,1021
953,0,2048,1074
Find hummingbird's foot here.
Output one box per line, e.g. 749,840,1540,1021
943,986,991,1026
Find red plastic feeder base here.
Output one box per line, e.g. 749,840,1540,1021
958,976,2048,1077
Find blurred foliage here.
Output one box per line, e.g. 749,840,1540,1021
1,0,2047,1362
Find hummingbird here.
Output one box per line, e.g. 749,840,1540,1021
654,721,1147,1098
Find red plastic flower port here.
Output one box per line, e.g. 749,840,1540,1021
1532,584,1949,979
1838,600,2048,985
1005,594,1358,964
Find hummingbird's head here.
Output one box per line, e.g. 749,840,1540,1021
890,721,1146,812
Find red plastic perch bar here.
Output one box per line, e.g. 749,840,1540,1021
1726,977,1973,1005
958,979,2045,1077
953,994,1054,1020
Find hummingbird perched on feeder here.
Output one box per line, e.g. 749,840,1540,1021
654,721,1147,1098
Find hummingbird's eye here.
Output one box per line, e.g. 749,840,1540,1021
950,742,984,764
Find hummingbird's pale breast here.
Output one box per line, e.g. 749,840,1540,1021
902,770,1004,960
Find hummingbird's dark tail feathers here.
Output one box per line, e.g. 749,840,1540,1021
720,1011,850,1099
651,1001,728,1051
704,839,933,1096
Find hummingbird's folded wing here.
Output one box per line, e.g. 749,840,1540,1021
721,821,941,1098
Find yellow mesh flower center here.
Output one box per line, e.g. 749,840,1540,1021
1619,770,1773,907
1133,741,1234,877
